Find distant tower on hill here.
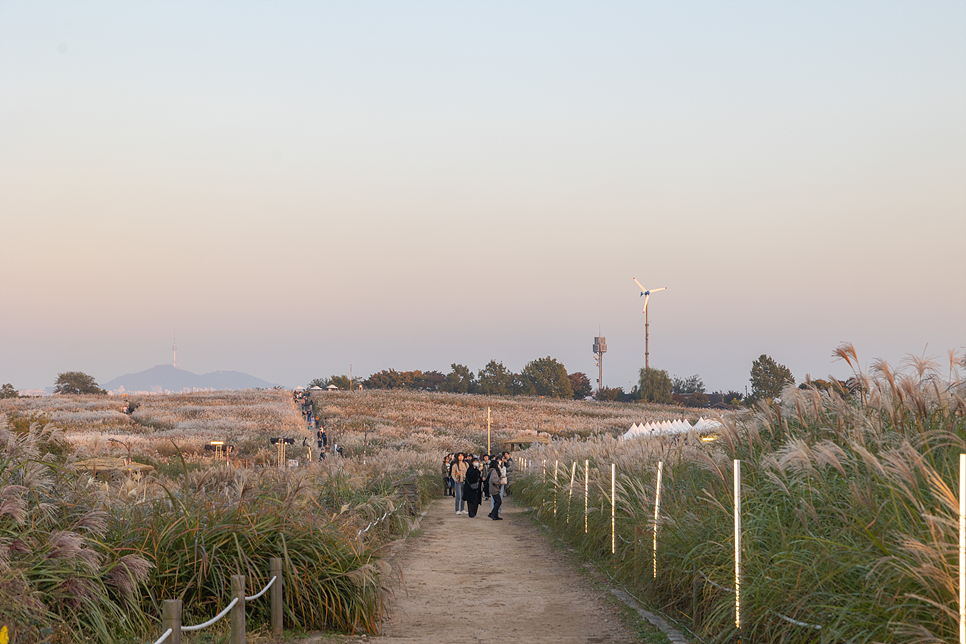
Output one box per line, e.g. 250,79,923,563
172,333,178,368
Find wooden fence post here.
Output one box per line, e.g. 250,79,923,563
231,575,246,644
162,599,182,644
270,558,283,637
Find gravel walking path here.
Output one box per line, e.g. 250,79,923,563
374,496,642,644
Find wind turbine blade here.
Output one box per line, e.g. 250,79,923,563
632,278,647,294
642,293,650,313
650,287,668,293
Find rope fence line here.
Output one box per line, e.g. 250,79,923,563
156,558,284,644
528,456,853,637
150,628,173,644
245,575,276,601
357,506,398,538
181,598,238,632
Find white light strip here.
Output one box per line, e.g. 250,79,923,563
554,460,559,515
960,453,964,644
567,461,576,523
611,463,616,555
734,459,741,630
653,461,663,579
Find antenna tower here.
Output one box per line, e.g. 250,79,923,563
593,334,607,396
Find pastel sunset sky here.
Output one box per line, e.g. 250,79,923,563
1,2,963,391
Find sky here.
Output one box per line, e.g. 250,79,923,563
1,1,964,393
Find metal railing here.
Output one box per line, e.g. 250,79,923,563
155,557,283,644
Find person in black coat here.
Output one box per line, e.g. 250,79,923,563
464,458,483,518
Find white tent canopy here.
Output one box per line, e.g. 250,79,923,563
621,416,723,441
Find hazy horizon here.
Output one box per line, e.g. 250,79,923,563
2,2,964,393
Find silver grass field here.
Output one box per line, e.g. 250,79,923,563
515,345,965,644
2,347,961,643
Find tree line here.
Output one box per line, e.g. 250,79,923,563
311,353,822,408
1,353,826,408
311,357,593,400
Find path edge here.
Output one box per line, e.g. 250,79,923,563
522,504,694,644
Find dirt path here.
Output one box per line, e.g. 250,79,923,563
375,496,641,644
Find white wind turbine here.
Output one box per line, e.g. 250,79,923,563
632,279,667,370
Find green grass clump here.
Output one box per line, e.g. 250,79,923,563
515,346,965,644
0,418,441,643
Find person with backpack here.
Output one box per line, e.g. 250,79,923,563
486,460,503,521
463,457,483,518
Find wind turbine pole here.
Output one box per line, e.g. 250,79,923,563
632,279,666,373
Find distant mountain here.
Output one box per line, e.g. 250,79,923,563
104,364,279,394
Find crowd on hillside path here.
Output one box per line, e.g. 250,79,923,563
293,389,343,461
442,451,511,520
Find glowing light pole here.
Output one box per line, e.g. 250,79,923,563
611,463,616,556
960,453,964,644
653,460,663,579
567,461,576,523
554,460,559,516
734,459,742,631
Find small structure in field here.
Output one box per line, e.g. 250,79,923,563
502,433,551,453
73,457,155,479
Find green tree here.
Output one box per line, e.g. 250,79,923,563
568,372,593,399
633,367,672,404
0,383,19,399
477,360,516,395
440,364,476,393
798,376,850,398
671,374,705,394
329,375,352,390
412,371,445,391
519,357,573,398
595,386,624,402
309,375,353,390
364,369,412,389
749,354,795,402
53,371,106,395
685,391,709,407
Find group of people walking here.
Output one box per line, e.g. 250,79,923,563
314,425,343,460
293,389,345,461
443,452,512,520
